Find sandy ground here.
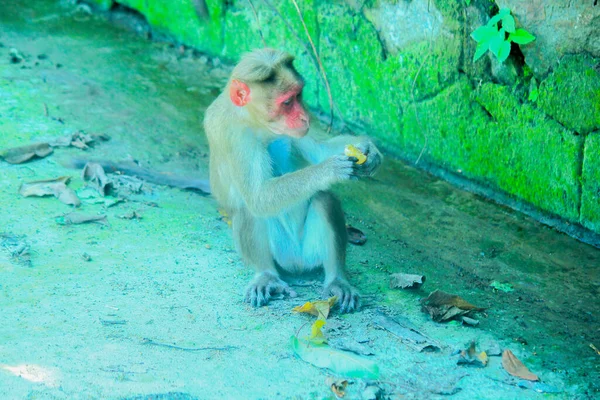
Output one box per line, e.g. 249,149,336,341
1,1,598,399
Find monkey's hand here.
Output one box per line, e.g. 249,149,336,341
245,271,297,307
323,278,360,313
351,140,383,177
320,154,356,183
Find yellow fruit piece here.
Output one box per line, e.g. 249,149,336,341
291,296,338,320
344,145,367,165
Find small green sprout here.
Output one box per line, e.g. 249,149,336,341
471,8,536,63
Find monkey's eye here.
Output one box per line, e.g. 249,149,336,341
282,98,293,107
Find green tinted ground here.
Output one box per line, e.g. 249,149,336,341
0,2,598,399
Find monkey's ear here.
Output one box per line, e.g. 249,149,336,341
229,80,251,107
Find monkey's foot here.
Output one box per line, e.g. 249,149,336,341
324,278,360,313
245,271,297,307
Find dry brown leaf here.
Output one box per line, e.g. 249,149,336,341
326,377,348,398
1,143,53,164
390,273,426,289
50,131,106,150
55,187,81,206
292,296,338,320
421,290,484,322
502,349,539,381
56,212,108,226
19,176,81,207
82,162,111,196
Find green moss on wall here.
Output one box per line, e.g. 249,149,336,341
316,2,461,140
581,132,600,231
538,54,600,135
473,83,582,221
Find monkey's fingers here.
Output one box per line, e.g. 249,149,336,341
324,281,360,313
337,289,360,313
267,280,297,298
245,284,271,307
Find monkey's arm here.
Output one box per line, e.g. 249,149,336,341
229,139,353,217
296,135,383,176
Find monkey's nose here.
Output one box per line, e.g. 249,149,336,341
300,114,310,126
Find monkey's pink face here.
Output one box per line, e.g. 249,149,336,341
229,80,309,138
270,86,309,138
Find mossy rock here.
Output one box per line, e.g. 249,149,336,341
317,2,461,140
402,79,583,222
473,83,583,221
581,132,600,231
538,54,600,134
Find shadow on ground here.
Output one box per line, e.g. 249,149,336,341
0,1,598,399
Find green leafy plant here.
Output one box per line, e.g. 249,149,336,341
471,8,536,63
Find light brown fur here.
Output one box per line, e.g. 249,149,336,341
204,49,382,312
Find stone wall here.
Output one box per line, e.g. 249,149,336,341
87,0,600,236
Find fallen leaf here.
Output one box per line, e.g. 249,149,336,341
56,212,108,226
373,314,440,352
390,273,426,289
502,349,539,381
82,162,111,196
19,176,80,207
326,377,348,398
308,320,327,345
456,341,488,368
346,226,366,245
329,337,375,356
50,131,108,149
19,176,69,197
292,296,337,320
83,196,123,207
421,290,484,322
291,336,379,379
0,143,53,164
461,316,480,326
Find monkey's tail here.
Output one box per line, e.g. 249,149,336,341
64,158,211,194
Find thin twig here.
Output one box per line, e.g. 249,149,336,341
142,338,238,352
247,0,267,48
290,0,335,133
411,52,432,165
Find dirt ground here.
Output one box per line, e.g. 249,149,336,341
1,1,598,399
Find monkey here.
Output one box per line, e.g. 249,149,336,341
204,49,382,313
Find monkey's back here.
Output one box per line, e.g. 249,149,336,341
204,94,234,210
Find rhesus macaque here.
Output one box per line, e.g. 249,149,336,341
204,49,382,313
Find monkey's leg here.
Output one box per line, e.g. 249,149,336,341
232,210,296,307
302,191,360,313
